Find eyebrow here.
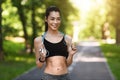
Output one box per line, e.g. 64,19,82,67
50,16,61,18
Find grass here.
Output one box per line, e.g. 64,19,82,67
100,43,120,80
0,40,36,80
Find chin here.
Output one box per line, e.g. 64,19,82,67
52,28,58,31
52,29,58,31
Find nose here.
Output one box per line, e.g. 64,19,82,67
54,20,57,23
54,19,58,23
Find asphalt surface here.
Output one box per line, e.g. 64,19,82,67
13,41,115,80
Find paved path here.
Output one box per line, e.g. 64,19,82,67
13,41,115,80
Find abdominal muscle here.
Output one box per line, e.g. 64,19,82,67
44,56,68,75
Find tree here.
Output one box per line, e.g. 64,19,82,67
113,2,120,45
11,0,29,51
106,0,120,45
22,0,44,54
81,1,107,39
28,0,43,54
0,0,4,60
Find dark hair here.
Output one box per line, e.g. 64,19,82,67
45,6,61,32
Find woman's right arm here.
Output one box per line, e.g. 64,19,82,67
34,37,45,68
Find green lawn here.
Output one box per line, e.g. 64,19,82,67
100,43,120,80
0,40,36,80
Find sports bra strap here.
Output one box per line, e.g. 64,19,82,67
60,32,67,46
41,32,46,44
41,31,66,45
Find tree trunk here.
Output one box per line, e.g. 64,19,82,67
102,22,110,40
0,0,4,60
17,4,29,52
116,27,120,45
30,5,36,54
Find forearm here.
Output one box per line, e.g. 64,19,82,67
36,56,46,68
66,54,74,67
34,37,46,68
36,60,44,68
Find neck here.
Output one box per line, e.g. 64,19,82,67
46,30,59,36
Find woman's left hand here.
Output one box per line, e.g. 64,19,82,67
69,43,77,55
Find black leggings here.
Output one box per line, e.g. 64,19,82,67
40,73,71,80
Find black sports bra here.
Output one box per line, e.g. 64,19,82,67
42,32,68,59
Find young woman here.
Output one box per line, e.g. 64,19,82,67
34,6,77,80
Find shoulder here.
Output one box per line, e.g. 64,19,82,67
65,35,72,40
34,36,42,44
64,34,72,45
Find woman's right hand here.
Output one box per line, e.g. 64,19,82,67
39,48,46,61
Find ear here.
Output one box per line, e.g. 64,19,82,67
45,17,47,22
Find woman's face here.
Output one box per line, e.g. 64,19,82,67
46,11,61,31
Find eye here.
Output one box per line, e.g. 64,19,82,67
50,18,55,20
57,18,61,21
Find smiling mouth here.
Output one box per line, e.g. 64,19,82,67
52,24,58,28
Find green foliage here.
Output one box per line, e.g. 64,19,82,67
2,0,22,37
109,25,115,39
106,0,120,44
106,0,120,26
3,25,19,37
2,0,78,37
100,44,120,80
0,0,6,3
80,2,108,39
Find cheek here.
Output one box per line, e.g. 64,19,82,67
58,21,61,24
47,20,52,24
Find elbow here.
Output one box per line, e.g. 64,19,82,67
67,62,72,67
66,59,73,67
36,61,43,68
36,64,43,68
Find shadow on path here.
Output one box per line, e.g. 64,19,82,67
13,41,115,80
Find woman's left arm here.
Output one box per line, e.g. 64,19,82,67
65,35,77,67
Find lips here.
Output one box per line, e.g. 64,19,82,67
52,24,58,28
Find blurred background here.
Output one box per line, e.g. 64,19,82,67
0,0,120,80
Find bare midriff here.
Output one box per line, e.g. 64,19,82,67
44,56,68,75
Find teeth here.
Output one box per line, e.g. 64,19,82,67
52,25,57,27
52,24,56,26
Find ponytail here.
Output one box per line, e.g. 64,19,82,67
45,22,48,32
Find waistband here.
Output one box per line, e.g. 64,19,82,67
43,72,69,77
